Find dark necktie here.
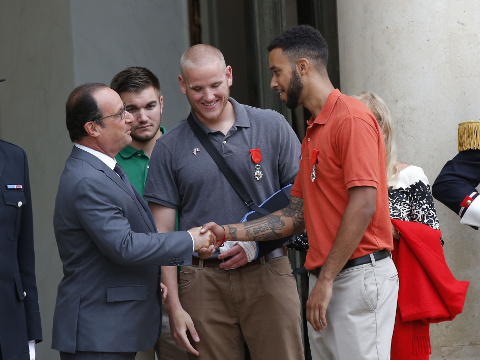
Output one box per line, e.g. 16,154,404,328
113,163,156,228
114,163,135,195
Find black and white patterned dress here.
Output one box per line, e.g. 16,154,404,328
388,165,440,230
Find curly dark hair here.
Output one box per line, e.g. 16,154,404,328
110,66,161,96
267,25,328,70
65,83,106,142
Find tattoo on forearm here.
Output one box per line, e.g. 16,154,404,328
228,196,305,242
282,196,305,234
227,225,237,241
244,215,285,241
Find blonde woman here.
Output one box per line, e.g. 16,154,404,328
355,92,441,360
355,92,440,232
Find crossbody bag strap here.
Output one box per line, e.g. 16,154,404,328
187,113,269,215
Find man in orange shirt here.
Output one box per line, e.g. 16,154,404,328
205,25,399,359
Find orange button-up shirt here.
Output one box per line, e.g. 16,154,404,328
291,89,393,269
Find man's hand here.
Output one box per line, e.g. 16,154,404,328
160,282,168,302
197,244,216,259
306,277,333,333
167,304,200,356
391,223,401,239
189,226,216,251
305,186,377,333
218,244,249,269
201,222,226,244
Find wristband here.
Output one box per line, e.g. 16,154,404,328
219,226,226,245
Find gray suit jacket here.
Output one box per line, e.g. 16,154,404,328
52,146,192,353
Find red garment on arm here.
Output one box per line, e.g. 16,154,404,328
390,219,469,359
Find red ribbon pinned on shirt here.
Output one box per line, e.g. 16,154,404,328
250,148,262,164
311,149,319,165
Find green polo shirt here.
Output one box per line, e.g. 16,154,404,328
115,126,166,196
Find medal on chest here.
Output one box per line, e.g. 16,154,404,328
250,148,263,180
311,149,319,182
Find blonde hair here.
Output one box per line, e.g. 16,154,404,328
354,92,398,184
180,44,226,80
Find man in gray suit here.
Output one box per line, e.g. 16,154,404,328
52,83,216,360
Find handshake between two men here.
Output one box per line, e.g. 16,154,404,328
190,223,235,254
195,220,274,251
188,225,226,251
194,213,294,253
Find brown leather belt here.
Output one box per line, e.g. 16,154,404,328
191,246,287,267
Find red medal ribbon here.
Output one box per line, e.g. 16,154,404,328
250,148,262,164
311,149,319,165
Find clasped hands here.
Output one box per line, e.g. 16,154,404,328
188,222,225,252
190,222,253,268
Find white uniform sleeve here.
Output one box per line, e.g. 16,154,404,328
460,197,480,227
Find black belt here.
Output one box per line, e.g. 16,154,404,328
191,246,287,267
308,250,390,277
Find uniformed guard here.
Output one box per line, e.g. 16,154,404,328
433,120,480,227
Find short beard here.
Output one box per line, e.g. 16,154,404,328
131,133,156,143
286,68,303,110
131,124,161,143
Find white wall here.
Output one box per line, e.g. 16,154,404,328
337,1,480,358
0,1,190,358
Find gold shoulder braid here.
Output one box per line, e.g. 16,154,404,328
458,120,480,151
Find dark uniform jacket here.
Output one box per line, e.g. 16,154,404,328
0,140,42,360
433,150,480,221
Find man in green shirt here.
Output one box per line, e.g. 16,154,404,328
111,67,165,194
115,127,165,195
111,67,187,360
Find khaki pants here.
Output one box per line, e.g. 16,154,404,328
308,256,398,360
179,256,304,360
